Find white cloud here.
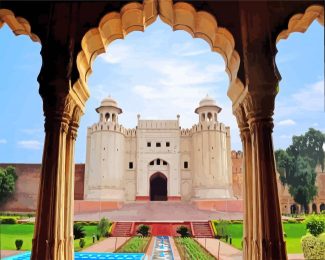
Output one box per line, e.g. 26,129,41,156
17,140,42,150
100,44,132,64
292,80,324,111
20,128,42,134
277,119,296,126
0,139,7,144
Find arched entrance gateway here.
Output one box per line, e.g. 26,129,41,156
0,1,323,259
150,172,167,201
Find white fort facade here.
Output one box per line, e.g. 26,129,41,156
84,96,233,202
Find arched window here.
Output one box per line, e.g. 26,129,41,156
105,113,110,122
112,113,116,122
184,161,188,169
207,112,212,121
201,113,205,121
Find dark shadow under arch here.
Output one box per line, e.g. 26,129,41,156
150,172,167,201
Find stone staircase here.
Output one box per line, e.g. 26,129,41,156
191,221,213,237
112,222,133,237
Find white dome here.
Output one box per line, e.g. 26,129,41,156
100,96,118,107
199,95,217,107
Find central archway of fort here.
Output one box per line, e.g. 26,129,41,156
150,172,168,201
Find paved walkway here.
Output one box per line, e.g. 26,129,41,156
288,254,305,260
169,237,181,260
0,250,26,258
81,237,129,252
195,238,242,260
75,202,243,221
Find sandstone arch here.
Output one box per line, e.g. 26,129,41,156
276,5,324,44
0,9,40,43
76,0,242,103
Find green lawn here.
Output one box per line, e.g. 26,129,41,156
0,224,98,251
216,223,306,253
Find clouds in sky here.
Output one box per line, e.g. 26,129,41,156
0,18,323,163
277,119,296,126
17,140,43,150
292,80,324,112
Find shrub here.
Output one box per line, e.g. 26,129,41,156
1,217,17,224
305,214,325,237
301,234,325,259
73,223,86,240
137,225,150,237
15,239,23,250
97,217,110,237
176,226,191,237
79,238,86,248
215,220,229,238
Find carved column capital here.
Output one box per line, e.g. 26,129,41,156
43,94,76,134
68,106,83,140
240,90,276,127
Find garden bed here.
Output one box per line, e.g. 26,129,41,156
115,237,151,253
174,237,216,260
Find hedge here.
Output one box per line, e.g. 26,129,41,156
301,233,325,259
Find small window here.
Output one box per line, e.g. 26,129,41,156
163,161,167,165
129,162,133,169
166,142,170,147
150,160,154,165
157,159,160,165
156,142,161,147
147,142,151,147
184,161,188,169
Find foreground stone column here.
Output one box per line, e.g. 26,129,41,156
243,92,287,260
32,94,81,259
235,106,253,260
64,107,82,256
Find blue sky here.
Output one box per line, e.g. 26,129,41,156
0,18,324,163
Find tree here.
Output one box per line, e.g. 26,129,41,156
97,217,110,238
275,128,324,212
0,166,18,205
287,156,317,212
73,223,86,240
287,128,325,170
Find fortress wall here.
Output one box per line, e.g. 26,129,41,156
0,163,85,212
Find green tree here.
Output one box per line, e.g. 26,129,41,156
287,156,317,212
275,128,324,212
287,128,325,170
0,166,18,205
97,217,110,237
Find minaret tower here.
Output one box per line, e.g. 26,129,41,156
84,96,125,201
191,95,233,199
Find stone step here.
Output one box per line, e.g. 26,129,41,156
112,222,133,237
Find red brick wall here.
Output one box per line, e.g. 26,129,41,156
231,151,243,199
0,163,85,212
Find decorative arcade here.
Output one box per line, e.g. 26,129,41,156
0,1,323,260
